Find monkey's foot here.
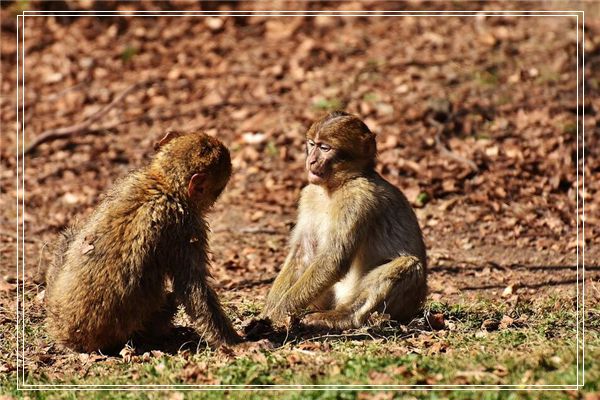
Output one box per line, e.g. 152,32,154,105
244,318,274,339
302,311,358,330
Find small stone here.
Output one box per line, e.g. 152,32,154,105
205,17,224,31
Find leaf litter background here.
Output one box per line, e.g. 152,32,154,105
0,0,598,390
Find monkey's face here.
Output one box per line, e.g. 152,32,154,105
305,111,377,188
305,139,336,185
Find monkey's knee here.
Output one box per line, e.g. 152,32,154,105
384,279,427,323
139,293,177,339
310,289,336,312
355,256,426,324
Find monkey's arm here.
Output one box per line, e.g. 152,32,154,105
270,255,347,322
262,246,301,317
173,244,240,346
267,212,366,322
45,225,78,288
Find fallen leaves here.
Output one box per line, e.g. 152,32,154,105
180,361,216,384
78,353,107,364
119,345,135,363
499,315,514,329
481,319,500,332
501,284,514,298
480,313,526,333
426,312,446,331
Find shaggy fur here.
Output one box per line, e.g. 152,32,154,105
45,132,240,352
263,112,427,329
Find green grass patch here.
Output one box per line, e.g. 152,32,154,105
313,98,343,111
475,70,499,87
2,296,597,399
121,46,138,62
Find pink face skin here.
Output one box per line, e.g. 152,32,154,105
306,139,335,185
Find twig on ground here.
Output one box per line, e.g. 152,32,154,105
428,117,479,172
225,277,274,290
281,325,292,347
0,229,39,243
24,81,151,156
46,81,88,102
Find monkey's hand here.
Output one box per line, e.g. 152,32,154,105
262,300,295,327
243,317,273,340
261,294,290,321
260,300,276,320
263,306,287,325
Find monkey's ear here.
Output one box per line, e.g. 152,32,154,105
188,173,207,198
154,130,183,150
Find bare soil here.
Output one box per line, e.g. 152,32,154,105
0,0,598,390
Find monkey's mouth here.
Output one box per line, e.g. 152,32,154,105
307,169,326,183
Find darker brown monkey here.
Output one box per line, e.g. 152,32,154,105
262,111,427,329
45,131,240,352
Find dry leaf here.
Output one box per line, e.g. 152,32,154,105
119,345,135,363
426,312,446,330
481,319,499,331
501,285,514,298
499,315,514,329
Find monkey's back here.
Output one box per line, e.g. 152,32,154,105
364,173,428,319
45,172,187,352
365,174,427,268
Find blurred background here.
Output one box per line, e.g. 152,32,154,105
0,0,598,302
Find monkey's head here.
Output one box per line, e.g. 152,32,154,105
305,111,376,189
152,131,232,209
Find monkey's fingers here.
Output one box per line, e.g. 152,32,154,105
261,295,284,317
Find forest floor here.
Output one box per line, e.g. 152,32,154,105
0,1,599,399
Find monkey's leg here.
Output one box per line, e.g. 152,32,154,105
304,256,425,329
310,288,336,312
137,292,177,342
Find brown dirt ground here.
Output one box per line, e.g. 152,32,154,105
0,0,598,384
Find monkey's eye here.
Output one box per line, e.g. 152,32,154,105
319,143,332,152
307,140,315,149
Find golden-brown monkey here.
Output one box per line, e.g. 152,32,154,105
262,111,427,329
45,131,240,352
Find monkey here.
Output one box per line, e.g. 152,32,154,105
45,130,241,352
261,111,427,330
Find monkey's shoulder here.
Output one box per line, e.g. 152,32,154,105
371,175,412,205
340,175,418,224
98,171,188,220
67,171,197,263
338,175,406,206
